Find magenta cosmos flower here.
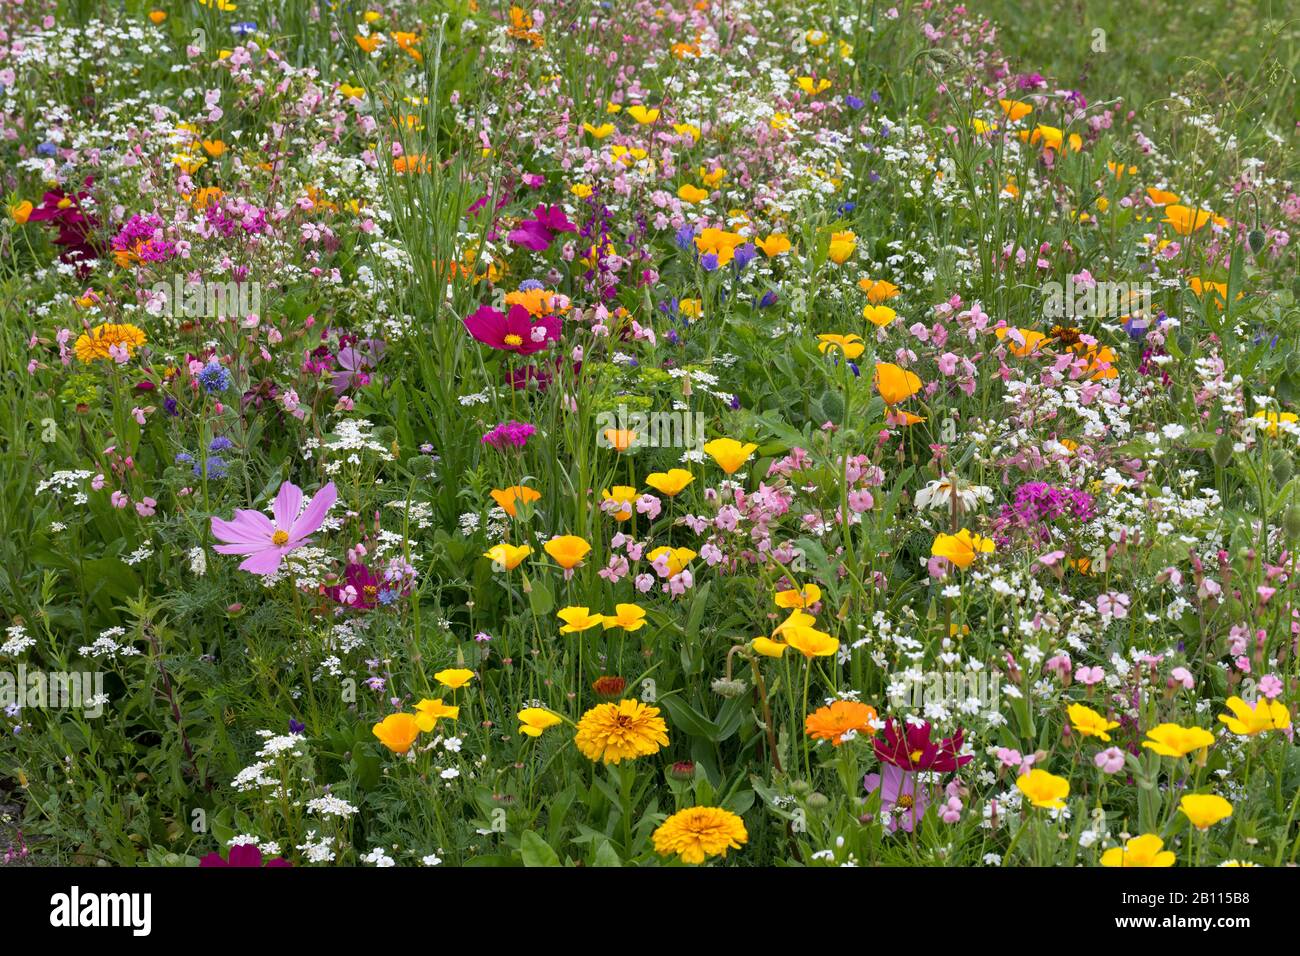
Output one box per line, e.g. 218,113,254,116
463,303,560,355
211,480,337,575
507,203,577,251
199,844,291,867
873,719,972,772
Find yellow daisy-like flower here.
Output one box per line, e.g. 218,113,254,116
781,625,839,658
1218,695,1291,736
483,543,531,570
1100,833,1176,868
645,469,695,497
434,668,475,690
774,583,821,609
702,437,758,475
413,698,459,732
1179,794,1233,830
73,323,147,363
1015,768,1070,810
556,605,604,633
517,707,563,737
574,699,669,764
1142,723,1216,758
372,712,421,753
1067,703,1120,741
652,806,748,864
931,529,995,570
602,603,647,632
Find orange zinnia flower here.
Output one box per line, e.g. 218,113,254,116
805,700,879,746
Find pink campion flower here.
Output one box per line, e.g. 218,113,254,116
1259,674,1283,699
1170,666,1195,690
1076,665,1105,686
211,480,338,575
1095,747,1125,774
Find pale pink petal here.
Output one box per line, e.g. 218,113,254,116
213,542,263,556
288,481,337,544
211,510,274,546
238,548,285,575
273,481,304,531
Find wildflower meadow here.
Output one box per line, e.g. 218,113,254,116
1,0,1299,886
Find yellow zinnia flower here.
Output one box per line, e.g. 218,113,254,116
73,323,147,364
574,699,669,763
652,806,748,864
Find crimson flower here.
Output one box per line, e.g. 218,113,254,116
873,719,972,772
199,844,291,867
463,303,559,354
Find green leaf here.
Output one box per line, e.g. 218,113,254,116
592,840,622,867
519,829,561,867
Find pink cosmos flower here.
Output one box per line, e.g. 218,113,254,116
463,303,560,355
211,480,337,575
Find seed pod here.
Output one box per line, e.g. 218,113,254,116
1285,503,1300,541
1273,454,1294,485
1212,433,1234,469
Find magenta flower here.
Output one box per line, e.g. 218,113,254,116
210,480,337,575
463,303,559,355
199,844,292,867
507,204,576,251
863,764,929,833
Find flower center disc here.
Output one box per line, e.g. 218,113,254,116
272,530,290,546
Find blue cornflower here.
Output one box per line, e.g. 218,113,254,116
845,94,864,110
518,278,545,291
208,436,234,453
198,361,230,394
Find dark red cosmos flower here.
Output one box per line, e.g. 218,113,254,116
507,203,576,251
327,563,384,610
873,719,972,772
199,844,291,867
463,303,560,355
26,182,100,266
